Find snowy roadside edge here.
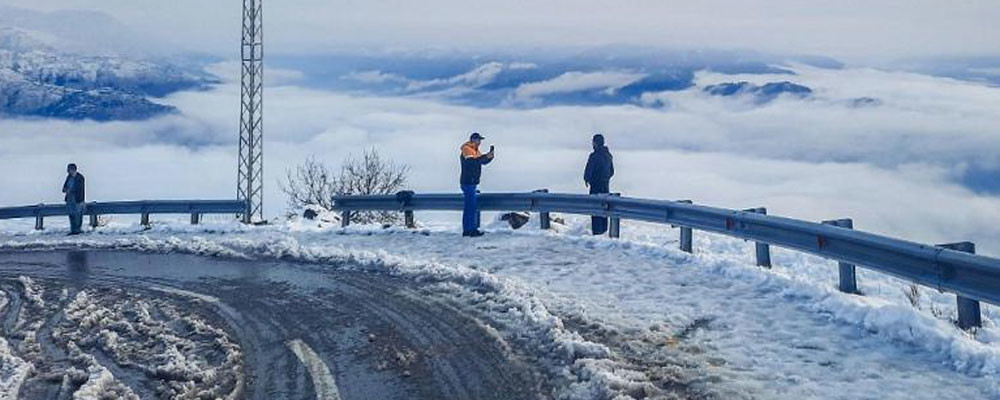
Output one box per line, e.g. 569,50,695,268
477,227,1000,379
271,223,1000,383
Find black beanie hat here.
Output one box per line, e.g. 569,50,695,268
592,134,605,146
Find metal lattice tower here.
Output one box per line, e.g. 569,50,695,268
238,0,263,223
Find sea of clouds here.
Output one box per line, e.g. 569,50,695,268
2,61,1000,254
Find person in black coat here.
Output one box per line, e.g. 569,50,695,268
584,134,614,235
62,163,86,235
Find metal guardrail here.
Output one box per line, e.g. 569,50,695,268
0,200,247,229
332,191,1000,330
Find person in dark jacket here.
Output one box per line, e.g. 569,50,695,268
460,132,495,237
62,163,86,235
584,134,614,235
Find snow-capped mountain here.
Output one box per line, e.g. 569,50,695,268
0,8,214,121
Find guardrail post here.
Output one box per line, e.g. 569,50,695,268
822,219,858,294
190,213,201,225
89,213,98,228
744,208,771,268
678,200,693,253
341,211,351,228
34,214,43,230
141,212,150,227
937,242,981,330
404,210,415,229
533,189,551,230
608,193,621,239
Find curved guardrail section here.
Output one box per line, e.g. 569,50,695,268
332,191,1000,330
0,200,247,228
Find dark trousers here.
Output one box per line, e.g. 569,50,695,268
461,184,480,234
67,201,85,233
589,181,610,235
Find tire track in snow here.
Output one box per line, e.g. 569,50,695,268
149,284,220,303
287,339,342,400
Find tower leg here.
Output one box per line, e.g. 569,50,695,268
237,0,264,223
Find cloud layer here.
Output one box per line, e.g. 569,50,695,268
510,71,646,104
2,63,1000,254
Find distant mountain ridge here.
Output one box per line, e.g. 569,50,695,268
278,50,834,108
703,81,813,103
0,8,215,121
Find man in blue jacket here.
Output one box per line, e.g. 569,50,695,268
460,133,495,237
584,134,614,235
62,163,86,235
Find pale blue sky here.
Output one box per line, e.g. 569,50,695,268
2,0,999,63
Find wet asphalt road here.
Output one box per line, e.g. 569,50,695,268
0,250,550,399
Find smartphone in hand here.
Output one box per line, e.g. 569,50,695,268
489,145,495,153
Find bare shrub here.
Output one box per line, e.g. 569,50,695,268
901,283,955,321
280,149,409,225
928,302,950,320
903,283,921,309
280,155,336,211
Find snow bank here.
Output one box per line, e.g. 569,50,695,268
16,276,43,308
2,216,1000,398
72,359,133,400
690,239,1000,378
566,224,1000,379
62,288,242,398
0,337,31,400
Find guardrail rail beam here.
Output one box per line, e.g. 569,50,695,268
327,190,1000,326
1,200,246,230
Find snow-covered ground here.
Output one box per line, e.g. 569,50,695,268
1,213,998,399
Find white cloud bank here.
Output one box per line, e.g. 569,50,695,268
2,64,1000,255
509,71,646,104
405,62,504,92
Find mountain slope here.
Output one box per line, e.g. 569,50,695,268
0,9,214,121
